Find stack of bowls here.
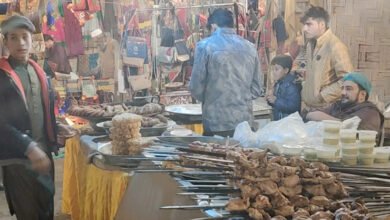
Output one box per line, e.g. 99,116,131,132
358,130,377,165
322,120,341,156
340,129,358,165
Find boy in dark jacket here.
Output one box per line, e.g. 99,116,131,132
266,55,302,120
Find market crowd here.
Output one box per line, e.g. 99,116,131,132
0,5,385,220
189,6,384,142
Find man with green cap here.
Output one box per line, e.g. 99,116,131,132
305,72,384,137
0,15,59,220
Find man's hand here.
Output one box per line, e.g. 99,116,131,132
266,95,277,104
57,123,77,146
306,111,339,122
26,143,51,175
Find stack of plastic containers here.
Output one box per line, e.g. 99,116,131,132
358,130,377,165
340,129,358,165
318,120,341,162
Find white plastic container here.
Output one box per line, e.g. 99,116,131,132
323,138,339,146
342,143,358,155
323,120,341,133
358,130,377,144
342,154,358,166
358,142,375,154
374,148,390,163
316,147,338,162
358,153,375,166
340,129,357,144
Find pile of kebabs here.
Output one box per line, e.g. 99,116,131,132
225,150,372,220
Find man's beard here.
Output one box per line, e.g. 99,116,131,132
340,95,358,109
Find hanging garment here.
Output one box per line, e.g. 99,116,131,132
63,2,85,57
103,0,118,34
46,43,73,74
42,17,66,42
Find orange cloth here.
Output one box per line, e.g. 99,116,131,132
62,136,129,220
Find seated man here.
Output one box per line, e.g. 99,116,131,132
305,72,384,136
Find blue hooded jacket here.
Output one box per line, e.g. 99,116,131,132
269,72,302,120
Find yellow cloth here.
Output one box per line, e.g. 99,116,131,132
62,136,129,220
184,123,204,135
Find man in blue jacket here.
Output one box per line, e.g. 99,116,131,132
190,9,263,137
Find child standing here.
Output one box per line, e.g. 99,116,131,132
266,55,302,120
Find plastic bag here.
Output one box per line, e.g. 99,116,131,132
256,112,308,147
233,121,258,148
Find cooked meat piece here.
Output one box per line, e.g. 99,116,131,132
267,163,284,173
269,156,288,165
336,213,354,220
309,162,329,171
225,198,249,212
301,177,320,185
315,171,333,178
248,150,268,162
288,157,307,167
300,168,315,178
268,169,283,183
271,215,287,220
303,184,327,197
279,185,302,198
270,192,290,208
274,205,295,217
293,208,310,219
252,195,272,209
310,211,334,220
282,175,300,187
258,180,279,195
310,196,330,207
248,208,264,220
259,209,272,220
283,166,300,176
307,205,324,215
324,181,348,199
290,195,310,208
319,176,336,185
240,183,260,199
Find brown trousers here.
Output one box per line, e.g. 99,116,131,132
2,158,54,220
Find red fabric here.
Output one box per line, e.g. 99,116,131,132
0,58,56,143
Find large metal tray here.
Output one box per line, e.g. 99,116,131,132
95,142,143,168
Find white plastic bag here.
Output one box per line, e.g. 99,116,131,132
233,121,258,148
256,112,308,147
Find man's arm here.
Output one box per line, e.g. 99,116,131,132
189,44,208,102
306,111,340,121
250,55,263,99
320,43,353,103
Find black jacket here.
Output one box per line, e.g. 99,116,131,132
0,68,57,160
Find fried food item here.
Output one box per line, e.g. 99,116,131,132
293,208,310,219
303,184,327,197
282,175,300,187
279,185,302,198
274,205,294,217
226,198,250,212
290,195,310,208
310,196,331,208
248,208,264,220
310,211,334,220
258,180,279,195
252,195,272,210
270,192,290,208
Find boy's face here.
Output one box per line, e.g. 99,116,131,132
4,28,32,62
272,64,289,82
